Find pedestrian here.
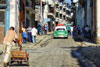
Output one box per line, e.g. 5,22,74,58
43,25,45,34
27,26,32,42
82,26,85,37
22,27,28,43
37,23,41,35
70,26,74,37
44,24,48,35
3,27,18,67
77,25,80,35
84,25,89,38
31,27,37,43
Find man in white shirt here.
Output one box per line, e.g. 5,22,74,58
31,27,37,43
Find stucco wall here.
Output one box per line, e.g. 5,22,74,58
10,0,19,34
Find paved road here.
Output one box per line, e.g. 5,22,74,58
28,36,80,67
0,36,81,67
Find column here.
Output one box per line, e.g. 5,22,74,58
96,0,100,43
10,0,16,27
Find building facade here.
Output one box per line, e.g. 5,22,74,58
0,0,10,44
25,0,35,28
75,3,85,30
0,0,35,44
55,1,72,25
77,0,100,43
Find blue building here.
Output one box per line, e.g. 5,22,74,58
0,0,10,44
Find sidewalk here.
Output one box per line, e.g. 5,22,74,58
0,32,53,53
21,32,53,48
73,33,97,46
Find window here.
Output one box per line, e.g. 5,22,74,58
60,14,62,19
56,12,58,17
56,28,65,31
0,11,5,27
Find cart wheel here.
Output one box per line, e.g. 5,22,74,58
17,61,22,64
7,62,11,67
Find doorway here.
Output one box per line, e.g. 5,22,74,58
0,10,5,44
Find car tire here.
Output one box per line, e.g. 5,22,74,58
65,37,68,39
54,37,56,39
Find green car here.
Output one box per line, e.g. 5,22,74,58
54,26,68,38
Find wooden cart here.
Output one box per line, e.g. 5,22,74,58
8,50,29,67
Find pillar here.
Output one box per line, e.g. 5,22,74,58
96,0,100,43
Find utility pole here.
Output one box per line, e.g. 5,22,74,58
40,0,43,34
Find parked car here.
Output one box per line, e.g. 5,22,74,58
53,26,68,39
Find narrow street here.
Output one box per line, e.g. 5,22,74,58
0,35,80,67
27,36,80,67
21,35,80,67
0,0,100,67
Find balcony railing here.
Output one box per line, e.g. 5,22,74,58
0,0,6,4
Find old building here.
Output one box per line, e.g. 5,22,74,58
55,1,72,25
25,0,35,28
75,0,100,43
75,3,85,30
0,0,19,44
0,0,8,44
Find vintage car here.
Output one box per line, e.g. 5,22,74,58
53,26,68,38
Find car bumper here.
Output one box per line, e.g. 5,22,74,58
54,35,68,38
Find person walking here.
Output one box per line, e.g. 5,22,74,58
27,26,32,42
70,26,74,37
77,25,80,35
44,24,48,35
37,23,41,35
31,27,37,43
22,27,28,43
3,27,18,67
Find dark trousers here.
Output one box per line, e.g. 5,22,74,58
23,37,27,43
28,32,32,42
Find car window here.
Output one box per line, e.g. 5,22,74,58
56,28,65,31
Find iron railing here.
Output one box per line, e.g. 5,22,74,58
0,0,6,4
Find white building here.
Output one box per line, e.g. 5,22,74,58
55,1,72,24
10,0,19,33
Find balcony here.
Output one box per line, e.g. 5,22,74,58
48,6,54,13
55,8,59,12
55,18,59,22
0,0,6,4
0,0,7,9
26,0,32,7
